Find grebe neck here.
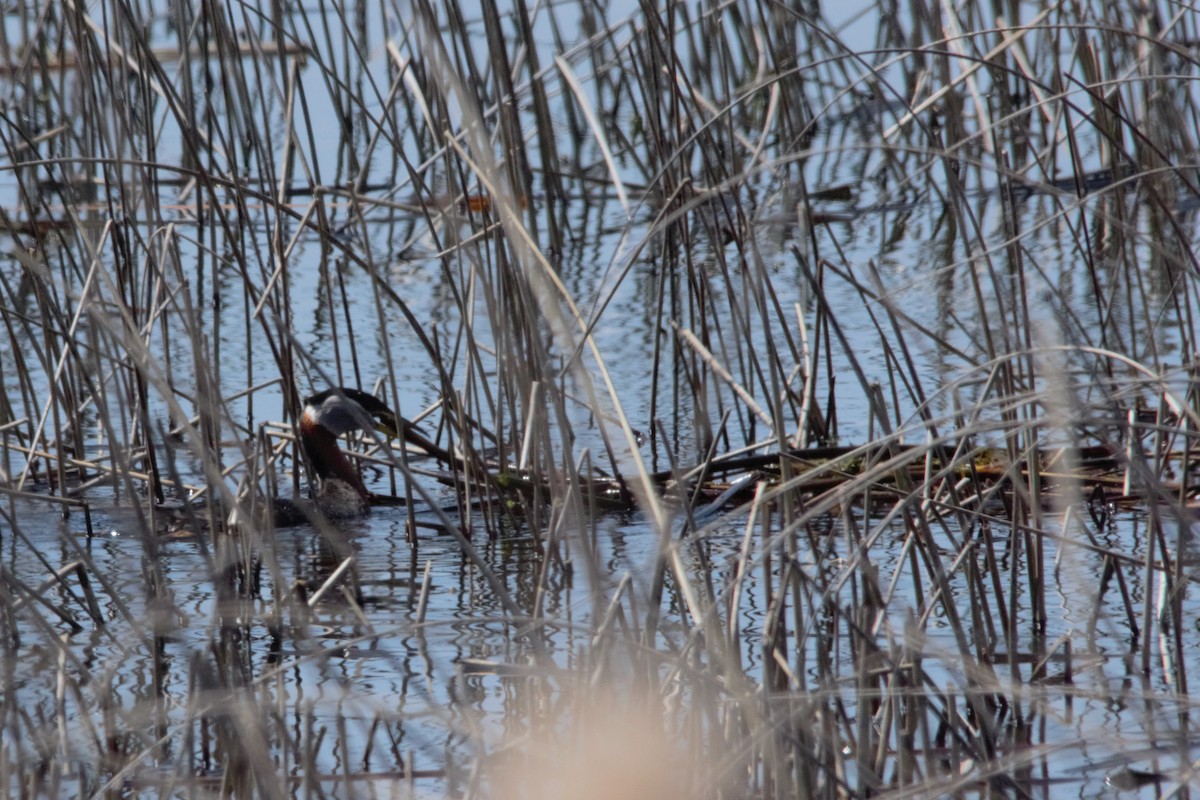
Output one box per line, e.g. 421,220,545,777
299,409,370,499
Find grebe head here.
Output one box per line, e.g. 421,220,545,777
302,387,400,439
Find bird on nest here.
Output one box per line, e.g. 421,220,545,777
272,386,444,526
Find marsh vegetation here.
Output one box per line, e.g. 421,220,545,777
1,0,1199,796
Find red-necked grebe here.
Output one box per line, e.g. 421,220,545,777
274,387,420,524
